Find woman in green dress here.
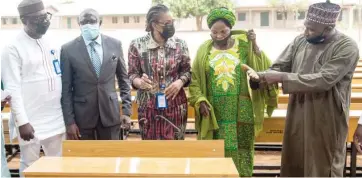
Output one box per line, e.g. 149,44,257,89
189,7,279,177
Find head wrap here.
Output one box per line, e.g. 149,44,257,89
207,7,236,29
306,0,341,25
18,0,45,17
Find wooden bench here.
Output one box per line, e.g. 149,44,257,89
254,109,362,142
23,157,239,178
278,92,362,104
62,140,224,158
355,67,362,73
128,94,362,120
353,73,362,84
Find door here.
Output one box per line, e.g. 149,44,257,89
260,12,270,27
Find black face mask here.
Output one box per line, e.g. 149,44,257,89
212,33,231,46
33,20,50,35
160,23,175,40
306,34,325,44
306,29,326,44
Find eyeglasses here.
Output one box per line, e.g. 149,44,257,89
23,12,52,23
156,19,174,26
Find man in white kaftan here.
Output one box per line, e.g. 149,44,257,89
1,0,65,176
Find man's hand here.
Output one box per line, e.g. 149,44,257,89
1,95,11,108
247,29,256,42
66,123,81,140
199,101,210,117
165,79,183,100
261,71,285,84
120,115,131,131
353,125,362,153
18,123,35,141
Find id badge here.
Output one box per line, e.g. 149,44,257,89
156,92,168,109
53,59,61,75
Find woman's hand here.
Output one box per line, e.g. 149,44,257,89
133,73,153,90
165,79,184,100
241,64,260,82
199,101,210,117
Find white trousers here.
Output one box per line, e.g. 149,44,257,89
19,133,65,177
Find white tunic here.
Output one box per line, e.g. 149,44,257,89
1,30,65,145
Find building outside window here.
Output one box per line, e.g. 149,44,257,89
134,16,140,23
238,12,246,21
124,16,129,23
67,17,71,29
295,11,306,20
112,17,118,24
2,18,7,25
12,18,18,24
276,12,287,20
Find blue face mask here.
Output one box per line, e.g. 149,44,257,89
81,24,100,41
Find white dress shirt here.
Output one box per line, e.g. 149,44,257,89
1,30,65,144
359,114,362,125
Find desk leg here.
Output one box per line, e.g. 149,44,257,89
119,128,124,140
351,141,357,177
344,142,347,177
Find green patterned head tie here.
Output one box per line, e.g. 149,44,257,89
207,7,236,29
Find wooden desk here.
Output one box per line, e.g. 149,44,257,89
255,109,362,142
278,92,362,104
24,157,239,177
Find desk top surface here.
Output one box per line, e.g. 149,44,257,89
24,157,239,177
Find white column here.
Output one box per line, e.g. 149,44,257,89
271,9,275,28
349,7,355,30
249,9,252,28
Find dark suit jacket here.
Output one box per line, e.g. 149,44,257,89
60,34,132,129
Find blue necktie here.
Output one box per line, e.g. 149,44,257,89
89,41,101,77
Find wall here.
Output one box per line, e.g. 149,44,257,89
234,6,357,30
58,15,146,29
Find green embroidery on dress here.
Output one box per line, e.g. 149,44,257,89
206,38,255,177
209,49,240,92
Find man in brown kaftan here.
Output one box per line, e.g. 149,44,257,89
256,1,360,177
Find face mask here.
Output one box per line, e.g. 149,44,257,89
33,20,50,35
81,24,100,41
306,34,325,44
306,29,326,44
159,23,175,40
212,33,231,46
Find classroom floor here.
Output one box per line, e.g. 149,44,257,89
6,133,362,175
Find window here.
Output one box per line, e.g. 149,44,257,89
2,18,7,25
295,11,305,20
338,11,343,21
238,12,246,21
276,12,287,20
12,18,18,24
112,17,118,24
123,16,129,23
67,17,71,29
133,16,140,23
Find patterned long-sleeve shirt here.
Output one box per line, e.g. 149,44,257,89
128,33,191,108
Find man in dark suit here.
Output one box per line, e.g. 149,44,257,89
60,9,132,140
